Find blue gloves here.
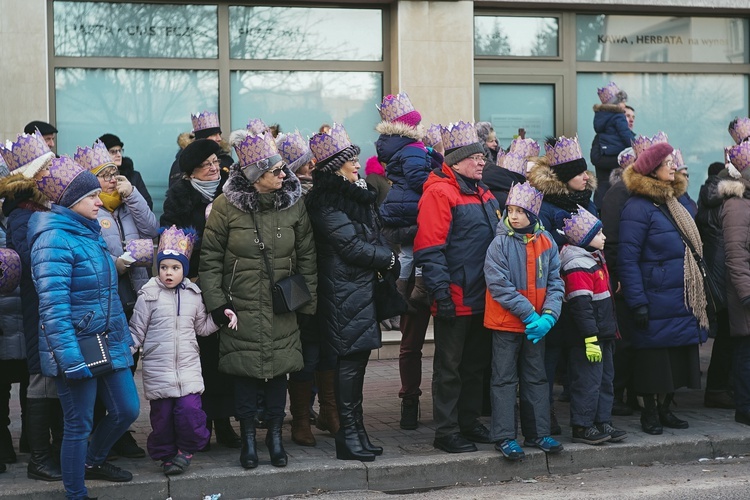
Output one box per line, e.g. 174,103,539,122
65,363,92,380
522,311,541,325
525,313,556,344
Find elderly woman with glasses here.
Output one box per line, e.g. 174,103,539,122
200,128,316,469
98,133,153,210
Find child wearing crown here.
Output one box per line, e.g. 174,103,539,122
129,225,237,475
483,182,565,461
559,207,626,445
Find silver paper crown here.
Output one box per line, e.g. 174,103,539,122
74,140,116,173
563,205,603,246
247,118,269,135
506,182,544,216
191,111,220,133
35,155,86,205
504,138,540,176
276,131,312,172
545,135,583,166
618,147,636,168
730,117,750,145
597,82,620,104
0,130,55,179
423,124,443,148
440,121,479,151
158,225,197,261
235,131,279,168
309,123,353,162
632,132,669,156
728,141,750,172
376,92,416,122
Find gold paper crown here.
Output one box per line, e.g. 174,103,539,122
191,111,220,133
235,132,279,168
376,93,416,122
74,140,115,173
440,121,479,151
506,182,544,216
597,82,620,104
632,132,669,156
35,156,86,205
309,123,353,162
729,117,750,145
247,118,269,135
0,130,55,179
158,225,197,261
728,142,750,172
563,206,603,246
545,135,583,167
504,138,540,176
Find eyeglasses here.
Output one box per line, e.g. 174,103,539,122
198,159,220,170
665,160,675,168
108,148,123,155
348,157,360,164
467,154,487,163
269,165,286,177
97,169,119,182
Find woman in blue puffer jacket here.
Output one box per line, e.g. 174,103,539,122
29,156,139,500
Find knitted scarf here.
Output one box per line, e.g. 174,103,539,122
544,188,593,214
98,190,123,212
665,196,709,330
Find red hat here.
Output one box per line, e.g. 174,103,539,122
633,142,674,176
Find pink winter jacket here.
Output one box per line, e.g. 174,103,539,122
129,277,218,400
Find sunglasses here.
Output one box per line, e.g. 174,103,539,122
269,165,286,177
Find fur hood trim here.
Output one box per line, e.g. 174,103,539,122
177,132,194,150
375,121,425,142
223,164,301,213
621,166,688,203
526,161,597,196
0,174,49,206
717,177,750,199
609,167,624,186
593,103,625,114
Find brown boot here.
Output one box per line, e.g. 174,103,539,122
288,380,316,446
409,276,431,308
315,370,340,435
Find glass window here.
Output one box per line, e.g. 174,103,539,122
55,68,219,216
576,73,749,200
230,71,382,161
577,15,749,64
475,16,559,57
229,6,382,61
53,1,218,58
478,83,555,147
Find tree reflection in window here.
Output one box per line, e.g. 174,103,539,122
475,16,558,57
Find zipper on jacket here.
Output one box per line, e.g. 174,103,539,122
173,288,182,395
227,259,238,304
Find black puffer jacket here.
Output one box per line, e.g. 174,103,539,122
119,157,153,210
482,163,526,208
698,172,728,311
305,171,394,356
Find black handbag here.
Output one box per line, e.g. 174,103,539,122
374,271,408,321
74,253,115,378
254,215,312,314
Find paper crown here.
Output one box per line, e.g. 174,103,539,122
618,147,636,168
545,135,583,167
729,117,750,145
673,149,687,170
158,225,197,261
632,131,669,156
0,248,21,294
504,138,540,176
506,182,544,216
728,142,750,172
0,130,55,179
276,131,310,166
423,124,443,148
440,121,480,152
191,111,220,133
597,82,620,104
563,206,603,247
309,122,353,162
124,239,154,268
35,156,87,205
74,140,115,173
376,93,416,122
247,118,269,135
235,131,279,167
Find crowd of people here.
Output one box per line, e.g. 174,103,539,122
0,82,747,499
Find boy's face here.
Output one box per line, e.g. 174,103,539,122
507,205,531,229
589,229,606,250
159,259,184,288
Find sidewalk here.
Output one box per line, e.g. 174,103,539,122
3,338,749,500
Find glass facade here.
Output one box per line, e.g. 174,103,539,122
475,16,559,57
478,83,555,146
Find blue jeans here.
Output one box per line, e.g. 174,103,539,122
55,369,140,500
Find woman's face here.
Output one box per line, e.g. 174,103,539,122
653,155,676,182
108,146,123,167
296,161,314,177
254,161,286,193
96,166,118,194
70,192,103,220
191,154,221,181
567,171,590,192
337,157,361,183
485,132,498,151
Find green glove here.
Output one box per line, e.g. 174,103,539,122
584,336,602,363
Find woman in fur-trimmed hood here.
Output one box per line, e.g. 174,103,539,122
618,141,707,435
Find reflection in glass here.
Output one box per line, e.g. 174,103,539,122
577,15,749,64
54,1,218,58
230,71,382,161
229,6,382,61
576,73,749,200
55,68,219,216
474,16,558,57
479,84,555,146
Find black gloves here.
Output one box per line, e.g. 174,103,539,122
436,297,456,325
633,305,649,330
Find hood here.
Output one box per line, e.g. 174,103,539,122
0,174,50,215
223,164,302,213
559,243,597,269
701,171,731,207
593,104,626,133
621,165,688,203
177,132,194,150
609,167,624,186
593,103,625,114
28,204,102,249
375,121,425,142
526,161,597,197
717,168,750,200
375,127,426,164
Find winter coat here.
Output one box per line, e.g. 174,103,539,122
483,218,563,333
414,164,500,316
99,188,159,312
119,157,153,210
0,224,25,361
527,161,598,248
160,169,228,279
718,175,750,337
559,245,618,345
129,277,218,400
305,171,392,356
200,166,315,378
592,104,634,160
28,205,134,378
697,173,728,310
618,167,707,349
600,169,629,287
482,164,526,208
168,140,233,188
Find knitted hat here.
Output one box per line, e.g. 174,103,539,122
276,131,314,173
617,147,636,168
97,133,123,151
728,117,750,145
36,156,101,208
179,139,222,175
191,111,221,140
74,140,116,175
0,130,55,179
633,142,674,176
377,93,421,127
506,182,543,216
441,121,485,166
365,155,384,176
563,206,603,247
231,129,283,183
597,82,627,105
23,121,57,136
157,226,197,276
309,123,360,173
545,136,588,184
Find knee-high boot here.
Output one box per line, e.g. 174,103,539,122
238,419,258,469
25,398,62,481
353,356,383,456
315,370,340,435
265,417,288,467
288,380,316,446
334,357,375,462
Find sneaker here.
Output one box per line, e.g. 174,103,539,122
172,451,193,470
84,462,133,482
495,439,525,461
162,460,183,476
524,435,564,454
572,425,611,445
596,422,627,442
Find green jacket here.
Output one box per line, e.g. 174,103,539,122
200,167,317,379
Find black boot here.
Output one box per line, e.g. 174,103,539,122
334,356,375,462
49,399,64,462
0,385,15,464
26,399,62,482
659,393,689,429
110,431,146,459
352,357,382,456
640,394,663,435
400,397,419,430
265,417,287,467
214,418,242,448
238,419,257,469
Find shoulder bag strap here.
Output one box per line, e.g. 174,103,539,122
253,213,276,290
